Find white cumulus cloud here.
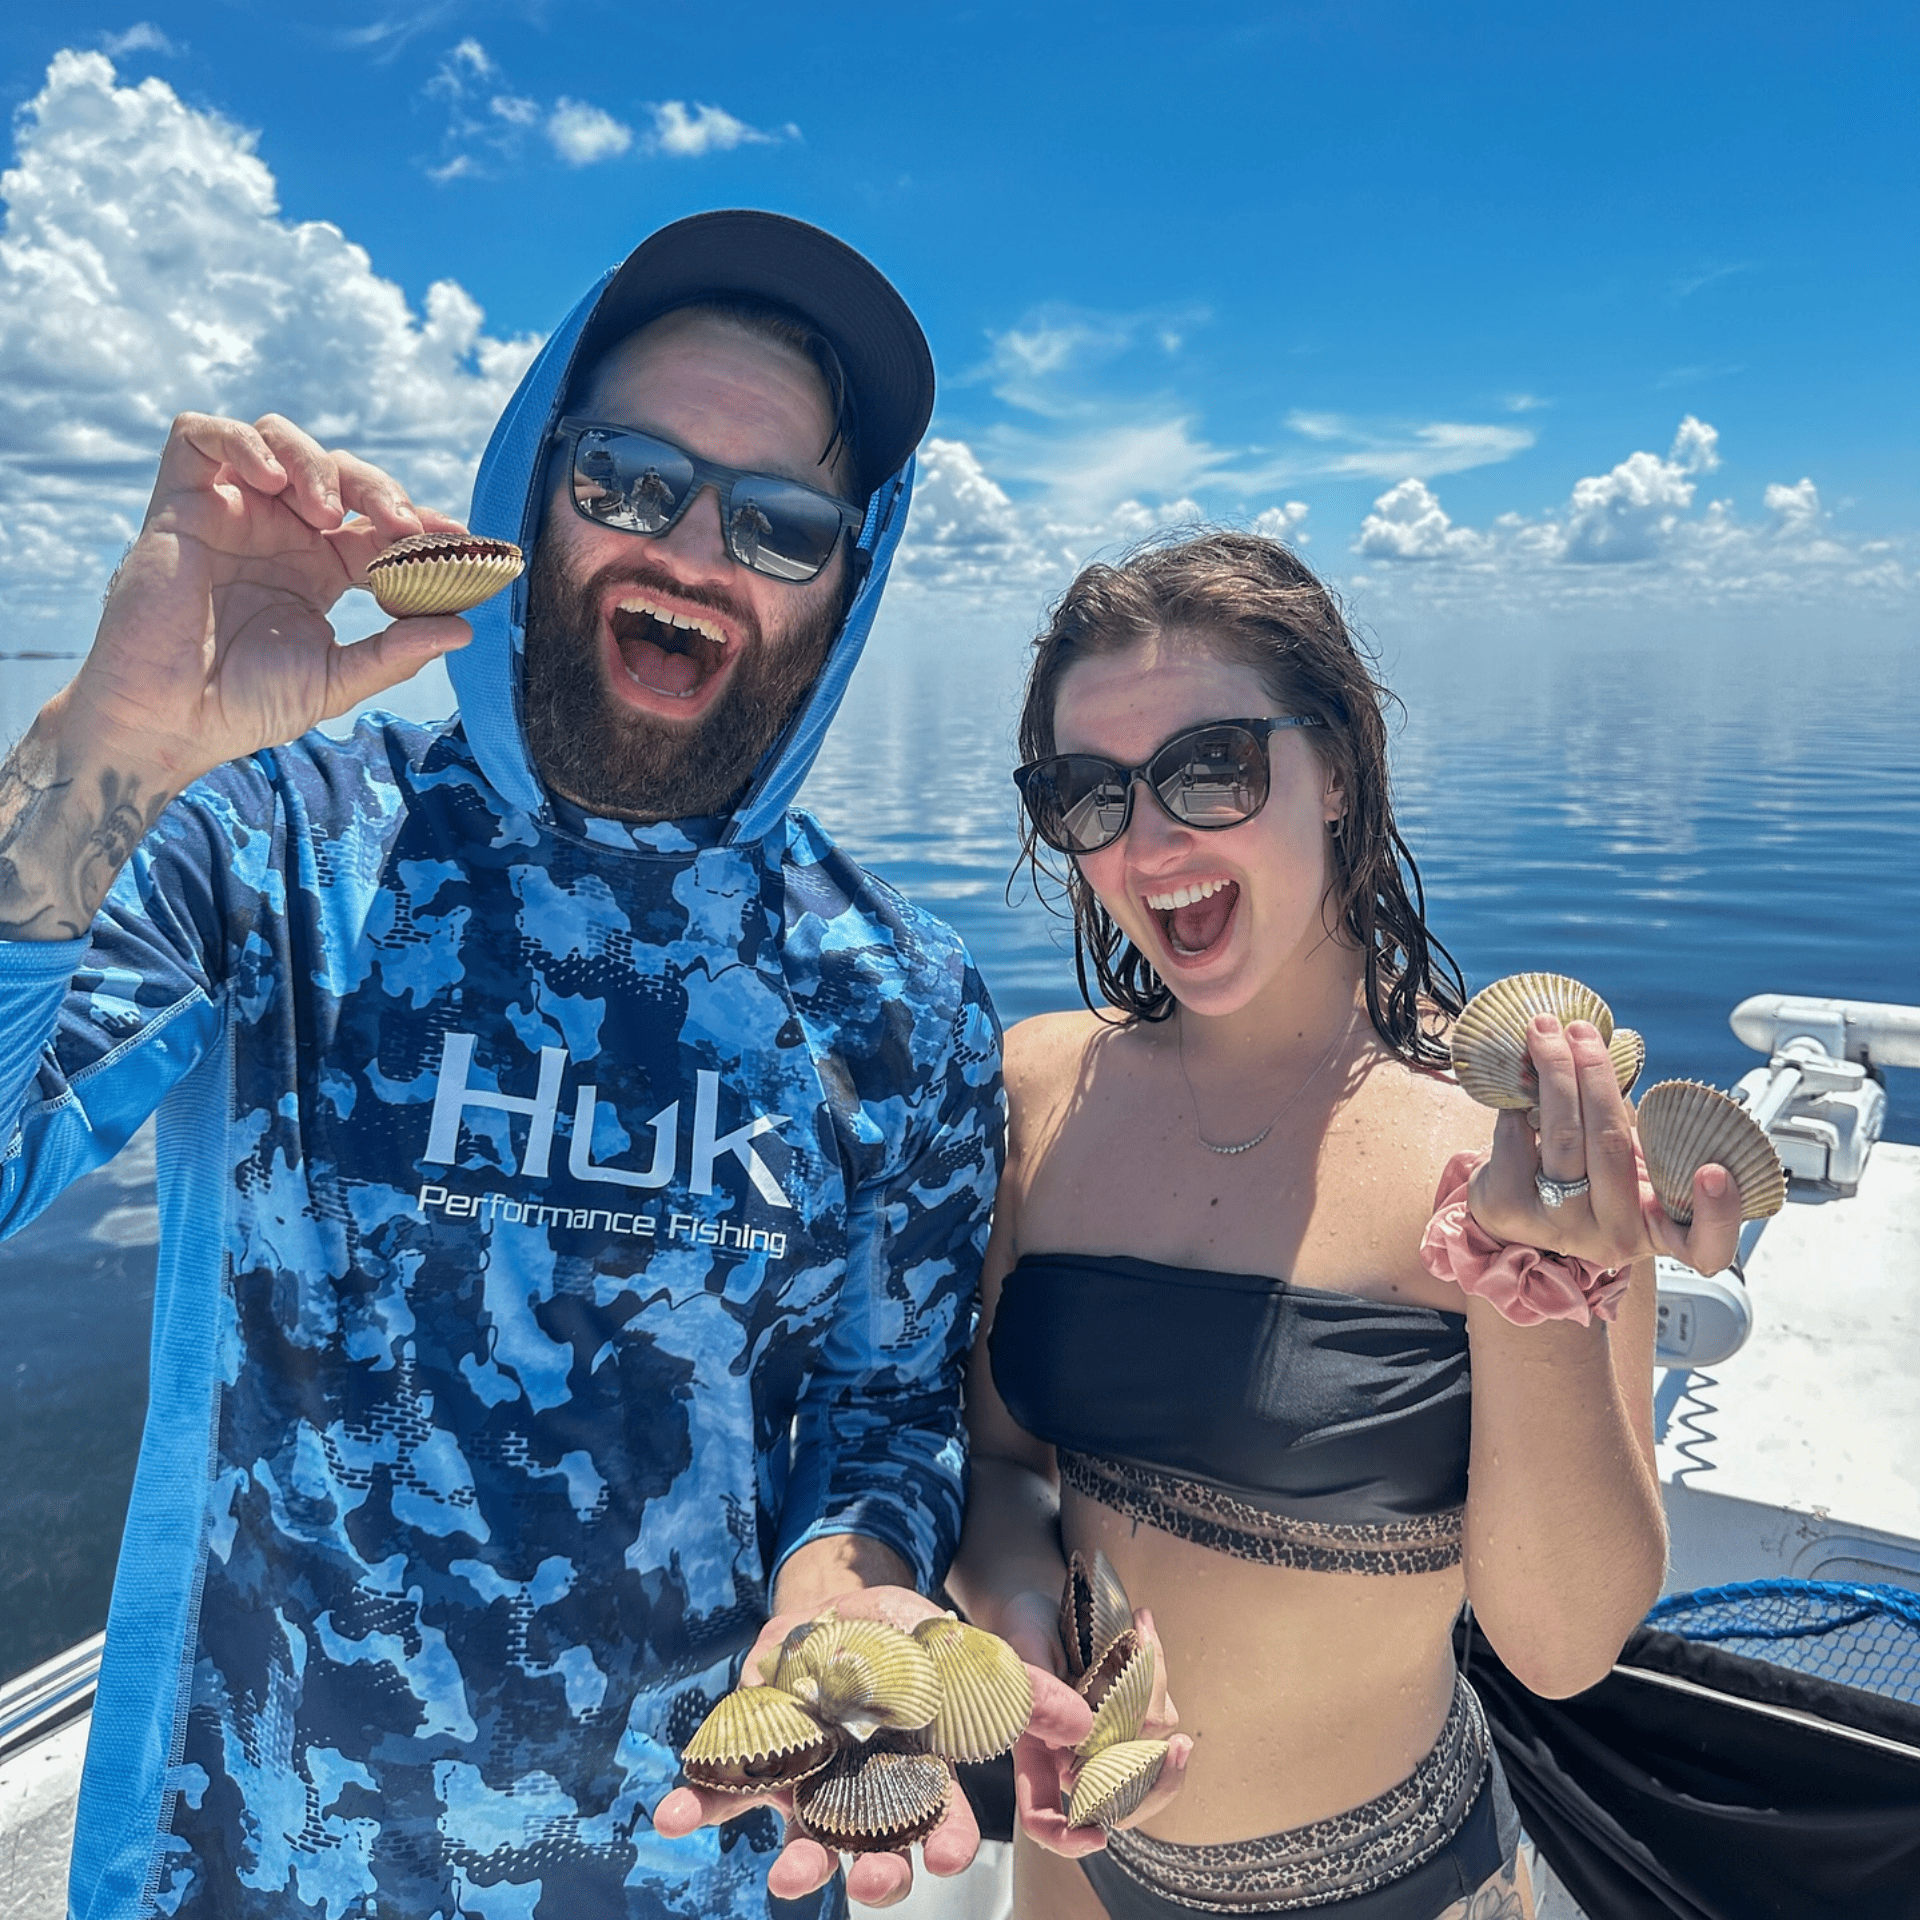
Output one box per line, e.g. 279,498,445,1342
1765,477,1821,537
1560,415,1719,563
1345,421,1907,614
0,51,542,637
1356,479,1482,560
1251,501,1311,546
648,100,780,157
547,99,632,166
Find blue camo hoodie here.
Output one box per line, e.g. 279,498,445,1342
0,256,1002,1918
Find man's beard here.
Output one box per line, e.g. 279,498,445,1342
519,537,841,822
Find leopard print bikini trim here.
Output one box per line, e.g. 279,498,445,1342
1057,1449,1465,1575
1100,1677,1491,1913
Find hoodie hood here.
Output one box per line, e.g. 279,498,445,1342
452,263,916,848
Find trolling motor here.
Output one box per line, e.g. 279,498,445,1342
1727,993,1920,1194
1652,994,1919,1370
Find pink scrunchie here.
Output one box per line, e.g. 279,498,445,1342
1418,1151,1629,1327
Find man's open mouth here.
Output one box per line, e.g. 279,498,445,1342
608,595,733,700
1144,876,1240,959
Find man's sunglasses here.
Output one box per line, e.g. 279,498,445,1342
554,418,867,583
1014,715,1326,855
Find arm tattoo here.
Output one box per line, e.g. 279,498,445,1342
0,743,173,941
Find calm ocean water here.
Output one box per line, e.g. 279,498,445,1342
2,605,1915,1679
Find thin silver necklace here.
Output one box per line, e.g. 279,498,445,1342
1176,1006,1358,1156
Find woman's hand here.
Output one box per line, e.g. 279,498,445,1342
1468,1016,1743,1277
1010,1600,1192,1858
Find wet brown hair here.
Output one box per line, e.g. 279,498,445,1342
1013,528,1464,1067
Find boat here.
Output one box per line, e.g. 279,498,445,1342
4,991,1918,1920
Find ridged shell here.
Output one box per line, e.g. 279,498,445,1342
1609,1028,1646,1097
680,1686,840,1793
1059,1550,1135,1684
772,1615,942,1739
1066,1738,1170,1830
910,1615,1034,1763
1078,1631,1155,1758
793,1741,953,1852
1451,973,1615,1110
365,533,525,617
1636,1079,1787,1224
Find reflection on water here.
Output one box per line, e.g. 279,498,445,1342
812,603,1920,1146
1,603,1915,1678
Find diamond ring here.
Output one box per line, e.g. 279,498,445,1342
1534,1170,1591,1209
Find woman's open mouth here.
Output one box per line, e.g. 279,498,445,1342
606,593,734,706
1144,876,1240,960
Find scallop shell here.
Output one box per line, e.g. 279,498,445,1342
771,1614,942,1740
1609,1028,1646,1098
1636,1079,1787,1224
1066,1738,1170,1830
1077,1632,1155,1759
365,533,525,617
1450,973,1616,1110
1059,1550,1135,1685
680,1685,841,1793
792,1740,953,1853
910,1614,1034,1764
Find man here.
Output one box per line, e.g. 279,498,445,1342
0,211,1053,1917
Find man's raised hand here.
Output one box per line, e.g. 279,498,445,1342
0,414,477,942
78,412,473,789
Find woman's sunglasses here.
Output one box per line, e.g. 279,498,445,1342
554,418,867,583
1014,715,1326,855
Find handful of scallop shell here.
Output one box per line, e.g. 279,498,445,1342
1450,972,1643,1111
364,533,525,618
1058,1550,1172,1830
1635,1080,1786,1224
680,1608,1033,1854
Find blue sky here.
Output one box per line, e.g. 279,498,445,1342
0,1,1913,650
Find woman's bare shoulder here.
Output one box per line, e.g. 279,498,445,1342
1004,1008,1112,1089
1352,1050,1498,1170
1002,1010,1123,1147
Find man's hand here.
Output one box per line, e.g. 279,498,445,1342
0,413,474,943
652,1587,1092,1908
79,412,473,788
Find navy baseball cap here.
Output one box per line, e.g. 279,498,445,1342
574,209,935,504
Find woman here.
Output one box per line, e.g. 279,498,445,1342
947,532,1740,1919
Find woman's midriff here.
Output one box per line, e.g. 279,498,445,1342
1063,1483,1468,1845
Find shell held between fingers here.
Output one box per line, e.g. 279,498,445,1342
1059,1549,1136,1685
1056,1550,1175,1827
1450,973,1615,1110
364,533,525,617
1609,1028,1646,1098
1067,1739,1170,1831
1079,1634,1156,1760
1636,1079,1787,1224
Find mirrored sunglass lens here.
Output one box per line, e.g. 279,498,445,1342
574,433,692,533
1037,759,1131,851
726,478,843,581
1155,728,1265,826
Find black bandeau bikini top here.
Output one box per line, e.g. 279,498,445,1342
989,1251,1472,1535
